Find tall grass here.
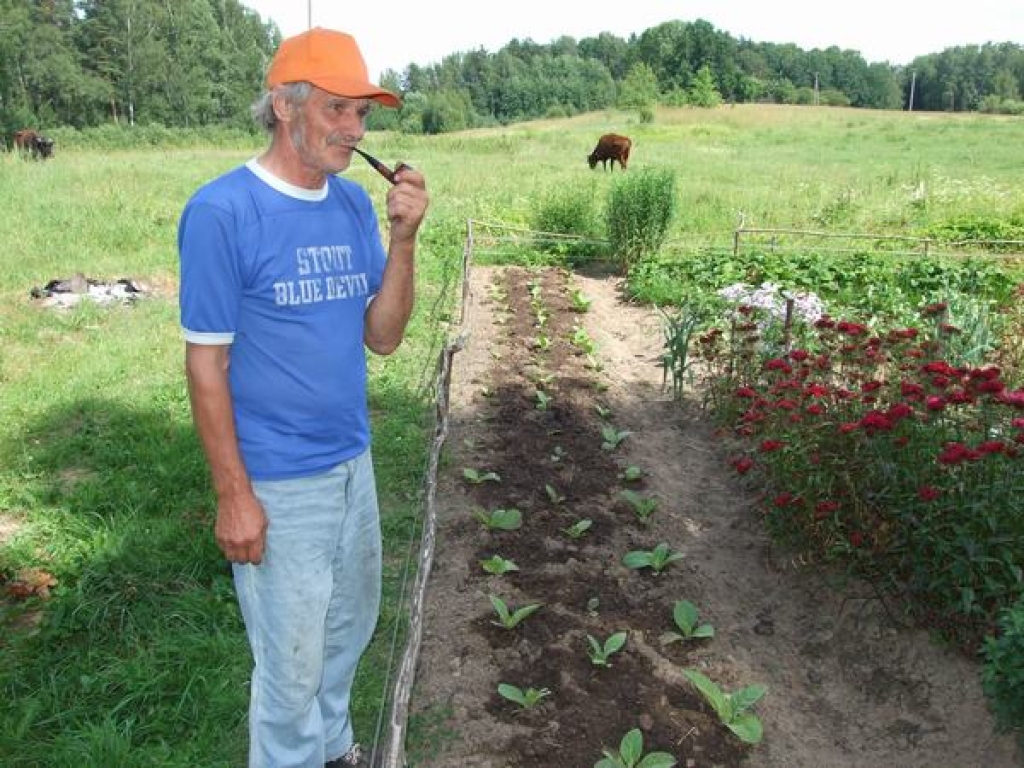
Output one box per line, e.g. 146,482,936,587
2,104,1024,765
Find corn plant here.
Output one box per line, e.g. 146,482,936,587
682,669,766,745
601,424,631,451
660,600,715,644
475,507,522,531
586,631,628,667
595,727,676,768
562,518,593,539
463,467,500,484
489,594,542,629
480,555,519,575
623,543,684,574
497,683,551,709
620,490,658,523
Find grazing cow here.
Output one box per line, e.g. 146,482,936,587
13,129,55,160
587,133,631,171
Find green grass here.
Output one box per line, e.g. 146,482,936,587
2,104,1024,765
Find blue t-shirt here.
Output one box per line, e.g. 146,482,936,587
178,160,387,480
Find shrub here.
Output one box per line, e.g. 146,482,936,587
529,186,606,266
606,167,676,271
982,596,1024,745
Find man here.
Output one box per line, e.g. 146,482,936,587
177,28,428,768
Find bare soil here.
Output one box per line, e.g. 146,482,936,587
406,264,1022,768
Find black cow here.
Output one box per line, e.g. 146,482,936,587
13,129,55,160
587,133,631,171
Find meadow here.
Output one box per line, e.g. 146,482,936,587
1,104,1023,765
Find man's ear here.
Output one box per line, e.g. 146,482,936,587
271,90,295,122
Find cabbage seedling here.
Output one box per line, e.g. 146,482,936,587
601,425,631,451
480,555,519,575
586,631,627,667
682,669,765,744
595,727,676,768
489,594,542,629
660,599,714,644
623,543,684,574
463,467,500,484
474,507,522,531
569,288,592,313
620,490,658,523
545,484,566,504
497,683,551,709
618,465,643,482
562,518,592,539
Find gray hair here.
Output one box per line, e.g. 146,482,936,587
251,82,313,132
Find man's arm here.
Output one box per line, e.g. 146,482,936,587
364,166,429,355
185,342,267,564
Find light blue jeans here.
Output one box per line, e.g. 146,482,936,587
233,450,382,768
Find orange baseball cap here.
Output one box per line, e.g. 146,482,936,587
266,27,401,108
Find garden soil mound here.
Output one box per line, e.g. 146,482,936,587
406,265,1021,768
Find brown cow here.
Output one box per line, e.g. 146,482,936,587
13,129,55,160
587,133,631,171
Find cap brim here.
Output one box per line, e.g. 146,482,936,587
309,77,401,108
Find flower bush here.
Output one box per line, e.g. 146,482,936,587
692,293,1024,650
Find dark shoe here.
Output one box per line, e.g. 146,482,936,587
325,743,365,767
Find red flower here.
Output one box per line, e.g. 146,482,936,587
859,411,893,432
938,442,974,465
765,357,793,373
774,398,798,411
922,301,948,316
861,380,883,393
918,485,941,502
922,361,959,377
975,379,1006,394
806,403,825,416
925,396,946,412
848,531,865,547
789,349,810,362
735,386,758,398
837,321,868,336
977,440,1005,455
804,383,829,398
759,439,785,453
900,381,925,398
838,422,859,434
886,403,914,422
731,456,755,474
814,500,840,519
996,389,1024,409
773,492,798,508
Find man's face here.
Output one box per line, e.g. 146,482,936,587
288,87,372,176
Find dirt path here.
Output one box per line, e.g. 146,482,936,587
406,265,1021,768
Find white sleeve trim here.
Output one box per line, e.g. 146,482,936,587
183,328,234,345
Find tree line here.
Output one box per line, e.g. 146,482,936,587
3,0,1023,140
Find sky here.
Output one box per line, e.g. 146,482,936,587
242,0,1024,81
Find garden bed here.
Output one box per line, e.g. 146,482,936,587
405,265,1020,767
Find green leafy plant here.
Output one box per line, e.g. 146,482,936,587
619,490,658,523
618,465,644,482
606,167,677,271
586,631,628,667
569,288,593,312
601,425,632,451
682,669,766,744
660,600,715,644
623,543,684,574
535,390,552,410
474,507,523,531
489,594,542,629
534,334,552,352
463,467,501,484
981,596,1024,741
497,682,551,709
594,404,612,420
545,483,566,504
571,324,597,354
480,555,520,575
595,727,676,768
562,518,593,539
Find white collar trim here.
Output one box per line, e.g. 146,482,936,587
246,158,328,201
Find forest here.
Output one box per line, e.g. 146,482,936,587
3,0,1024,138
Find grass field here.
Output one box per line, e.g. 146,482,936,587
2,104,1023,766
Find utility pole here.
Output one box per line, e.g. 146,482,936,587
814,73,819,106
307,0,312,28
908,70,916,111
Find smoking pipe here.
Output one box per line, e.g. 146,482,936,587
352,147,409,185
